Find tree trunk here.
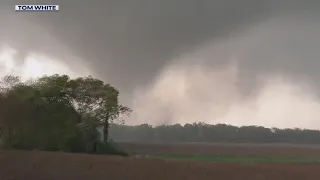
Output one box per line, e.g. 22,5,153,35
103,120,109,143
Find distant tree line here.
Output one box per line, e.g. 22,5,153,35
0,75,131,155
109,123,320,144
2,73,319,155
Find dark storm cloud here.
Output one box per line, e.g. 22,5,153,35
1,0,319,94
1,0,320,128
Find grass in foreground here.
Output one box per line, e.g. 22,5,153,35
152,154,320,163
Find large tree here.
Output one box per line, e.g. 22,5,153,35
0,74,131,153
65,76,132,142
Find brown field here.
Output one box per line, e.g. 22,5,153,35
1,143,320,180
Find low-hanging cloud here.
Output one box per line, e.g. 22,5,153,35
131,51,320,129
0,0,320,128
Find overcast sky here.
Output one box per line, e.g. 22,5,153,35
0,1,320,129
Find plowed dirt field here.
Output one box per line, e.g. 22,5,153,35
1,143,320,180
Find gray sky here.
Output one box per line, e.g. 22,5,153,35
0,1,320,129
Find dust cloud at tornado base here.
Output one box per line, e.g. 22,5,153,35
0,1,320,129
130,16,320,129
